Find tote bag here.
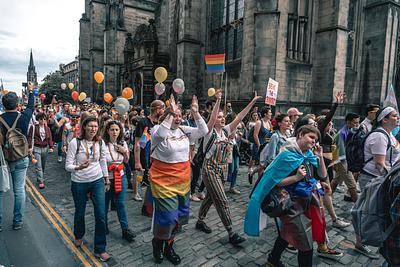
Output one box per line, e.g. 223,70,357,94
0,145,11,192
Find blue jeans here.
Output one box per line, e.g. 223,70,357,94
228,154,240,188
0,157,29,226
71,178,107,254
105,175,129,230
57,141,63,157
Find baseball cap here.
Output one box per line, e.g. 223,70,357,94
287,107,303,117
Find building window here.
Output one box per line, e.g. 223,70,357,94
209,0,244,61
287,0,312,62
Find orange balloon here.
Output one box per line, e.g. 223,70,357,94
122,87,134,99
104,93,113,104
71,91,79,101
94,71,104,84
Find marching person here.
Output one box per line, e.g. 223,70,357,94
149,95,208,264
65,116,112,262
103,120,136,242
0,82,34,231
195,90,262,246
28,112,54,189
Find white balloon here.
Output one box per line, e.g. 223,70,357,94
61,83,67,90
155,83,166,96
114,97,130,114
172,78,185,94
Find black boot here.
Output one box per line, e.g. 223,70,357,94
164,240,181,265
152,238,164,263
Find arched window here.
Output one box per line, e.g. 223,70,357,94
209,0,244,61
287,0,312,62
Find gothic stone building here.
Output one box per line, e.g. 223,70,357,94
79,0,400,114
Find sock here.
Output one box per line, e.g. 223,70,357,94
318,243,328,252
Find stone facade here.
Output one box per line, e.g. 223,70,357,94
79,0,400,114
60,56,79,86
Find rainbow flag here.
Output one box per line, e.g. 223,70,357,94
205,54,225,73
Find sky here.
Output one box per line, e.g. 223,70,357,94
0,0,84,95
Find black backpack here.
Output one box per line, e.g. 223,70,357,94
192,128,228,166
345,128,390,173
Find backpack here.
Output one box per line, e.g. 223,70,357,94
345,128,390,173
0,114,29,162
351,161,400,247
192,128,228,166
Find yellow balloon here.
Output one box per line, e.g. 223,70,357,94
154,67,168,83
68,83,74,90
78,92,87,102
208,88,215,97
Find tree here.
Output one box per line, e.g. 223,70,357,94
40,71,74,104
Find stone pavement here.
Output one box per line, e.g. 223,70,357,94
27,153,386,267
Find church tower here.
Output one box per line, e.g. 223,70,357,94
27,49,38,86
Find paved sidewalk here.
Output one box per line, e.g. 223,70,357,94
27,153,386,266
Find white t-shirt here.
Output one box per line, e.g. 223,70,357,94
39,126,46,141
363,127,400,176
203,125,232,159
105,141,128,179
151,117,208,163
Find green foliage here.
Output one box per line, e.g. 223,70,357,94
39,71,74,104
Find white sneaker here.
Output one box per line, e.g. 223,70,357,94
190,194,201,202
133,193,142,201
355,245,380,259
57,156,62,163
332,218,351,229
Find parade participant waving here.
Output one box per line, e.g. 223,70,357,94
65,116,112,262
149,95,208,265
103,120,136,242
245,125,329,267
196,90,262,246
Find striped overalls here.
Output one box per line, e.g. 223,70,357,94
198,136,233,232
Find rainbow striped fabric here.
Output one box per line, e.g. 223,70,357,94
204,54,225,73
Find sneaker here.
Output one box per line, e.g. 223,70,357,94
332,218,351,229
94,252,113,262
133,193,143,201
122,229,136,242
12,223,23,230
190,194,201,202
317,248,343,261
343,194,355,202
228,188,241,194
285,246,297,253
266,254,285,267
74,239,83,247
57,156,62,163
39,183,45,189
248,173,253,185
196,221,212,234
229,233,246,246
197,192,206,200
355,245,380,259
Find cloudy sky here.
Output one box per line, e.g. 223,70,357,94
0,0,84,95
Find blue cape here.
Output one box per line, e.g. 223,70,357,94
244,148,318,236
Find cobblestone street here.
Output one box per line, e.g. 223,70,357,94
27,153,386,267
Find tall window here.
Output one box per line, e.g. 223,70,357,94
209,0,244,61
287,0,312,62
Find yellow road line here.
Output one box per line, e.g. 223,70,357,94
26,178,102,267
26,185,92,267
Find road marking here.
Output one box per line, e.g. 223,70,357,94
26,178,102,267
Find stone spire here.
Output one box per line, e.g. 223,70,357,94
27,49,38,85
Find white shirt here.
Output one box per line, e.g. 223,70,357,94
360,118,373,134
105,141,128,179
363,127,400,176
151,117,208,163
65,138,109,183
203,125,232,159
39,126,46,141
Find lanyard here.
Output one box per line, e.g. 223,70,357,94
83,140,96,161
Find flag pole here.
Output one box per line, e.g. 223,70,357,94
224,72,227,112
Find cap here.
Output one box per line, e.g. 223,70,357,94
287,107,303,117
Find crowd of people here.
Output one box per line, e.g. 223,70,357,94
0,82,399,266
